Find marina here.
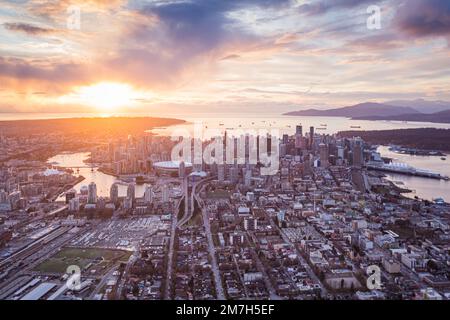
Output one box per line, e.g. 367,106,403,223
388,145,446,157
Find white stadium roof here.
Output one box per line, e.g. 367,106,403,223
153,161,193,170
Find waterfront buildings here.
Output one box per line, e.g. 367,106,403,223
0,125,449,301
87,182,97,204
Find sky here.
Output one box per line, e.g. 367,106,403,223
0,0,449,115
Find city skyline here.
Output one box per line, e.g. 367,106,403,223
0,0,450,114
1,0,450,304
1,121,449,301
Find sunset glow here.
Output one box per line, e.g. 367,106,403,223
1,0,450,305
0,0,449,114
59,83,140,111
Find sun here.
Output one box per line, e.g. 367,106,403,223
75,82,137,110
57,82,155,112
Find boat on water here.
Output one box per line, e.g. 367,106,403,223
350,126,361,129
441,157,447,161
320,124,327,127
219,123,224,126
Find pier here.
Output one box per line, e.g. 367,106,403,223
366,161,449,180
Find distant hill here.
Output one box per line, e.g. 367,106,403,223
353,110,450,123
0,117,185,136
284,102,419,118
386,99,450,114
338,128,450,152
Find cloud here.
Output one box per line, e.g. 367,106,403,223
0,57,93,93
26,0,124,18
299,0,377,15
0,0,295,92
221,54,241,61
347,34,406,50
3,22,57,35
103,0,294,88
137,0,291,52
2,0,450,113
395,0,450,37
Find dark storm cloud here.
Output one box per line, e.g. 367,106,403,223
0,57,89,84
395,0,450,37
299,0,377,15
107,0,293,87
138,0,291,51
0,0,295,90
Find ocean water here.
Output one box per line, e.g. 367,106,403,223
48,152,149,198
377,146,449,202
151,113,450,139
3,112,449,202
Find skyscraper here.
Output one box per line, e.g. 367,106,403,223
162,184,169,203
0,190,8,204
87,182,97,204
127,184,135,205
179,161,186,178
244,169,252,186
144,185,153,204
65,189,76,204
108,141,115,161
296,125,303,136
337,146,345,160
319,143,329,167
353,138,364,167
295,134,303,150
68,197,80,212
229,165,239,184
110,183,119,204
309,126,315,149
218,164,225,182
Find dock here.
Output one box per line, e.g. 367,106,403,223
366,161,449,180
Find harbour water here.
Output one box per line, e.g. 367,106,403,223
377,146,450,202
151,113,450,139
33,112,450,203
47,152,149,198
155,113,450,202
3,111,450,136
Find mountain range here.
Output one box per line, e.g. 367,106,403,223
284,100,450,124
353,109,450,123
386,99,450,114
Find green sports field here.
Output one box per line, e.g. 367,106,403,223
33,247,131,274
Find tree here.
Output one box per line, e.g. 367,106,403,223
132,283,139,296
